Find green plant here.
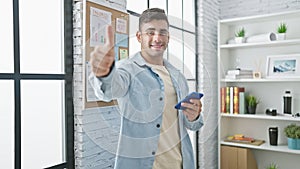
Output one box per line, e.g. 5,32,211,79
284,123,300,139
235,27,245,37
245,95,259,107
277,22,287,33
265,162,278,169
295,128,300,138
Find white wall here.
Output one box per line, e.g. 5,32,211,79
197,0,220,169
73,1,127,169
220,0,300,19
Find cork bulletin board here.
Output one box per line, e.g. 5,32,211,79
84,1,129,108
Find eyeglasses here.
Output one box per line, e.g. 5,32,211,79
141,30,169,37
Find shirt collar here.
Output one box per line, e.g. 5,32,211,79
132,52,180,73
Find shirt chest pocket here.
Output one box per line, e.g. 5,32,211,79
125,71,164,122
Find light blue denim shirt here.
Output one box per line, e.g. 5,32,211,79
89,52,204,169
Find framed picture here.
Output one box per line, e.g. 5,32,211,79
266,54,300,78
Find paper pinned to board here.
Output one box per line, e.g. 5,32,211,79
90,7,112,47
116,18,127,34
86,62,103,102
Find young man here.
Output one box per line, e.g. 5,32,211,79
89,8,204,169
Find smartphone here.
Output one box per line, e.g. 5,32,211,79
175,92,204,110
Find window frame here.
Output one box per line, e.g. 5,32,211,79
0,0,74,168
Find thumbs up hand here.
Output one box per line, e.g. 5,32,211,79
90,25,115,77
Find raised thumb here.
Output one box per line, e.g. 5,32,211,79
105,25,114,48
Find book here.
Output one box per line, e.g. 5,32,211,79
226,87,230,114
233,87,239,114
221,86,245,114
239,91,245,114
225,135,255,143
225,74,253,79
227,69,253,75
220,87,227,113
230,87,234,114
233,87,245,114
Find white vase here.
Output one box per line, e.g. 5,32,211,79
235,37,245,44
276,33,286,41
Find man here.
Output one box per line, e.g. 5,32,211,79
89,8,204,169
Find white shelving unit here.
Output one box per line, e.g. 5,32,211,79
218,10,300,169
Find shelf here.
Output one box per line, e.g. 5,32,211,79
220,113,300,122
220,140,300,155
221,78,300,82
220,39,300,49
218,10,300,169
219,10,300,25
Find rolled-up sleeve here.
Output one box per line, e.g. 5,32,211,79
183,113,204,131
88,62,131,102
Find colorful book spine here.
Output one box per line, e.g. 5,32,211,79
239,91,245,114
220,87,226,113
226,87,230,114
221,86,245,114
233,87,245,114
230,87,234,114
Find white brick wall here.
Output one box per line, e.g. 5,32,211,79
220,0,300,19
73,1,126,168
74,107,120,169
197,0,220,169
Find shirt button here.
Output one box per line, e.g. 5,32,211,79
152,151,155,155
156,124,160,128
159,97,163,101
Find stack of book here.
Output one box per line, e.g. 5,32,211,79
220,86,245,114
225,69,253,79
226,134,255,143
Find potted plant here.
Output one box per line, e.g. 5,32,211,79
295,128,300,149
276,22,287,40
235,27,246,43
284,123,300,150
265,162,278,169
245,95,259,114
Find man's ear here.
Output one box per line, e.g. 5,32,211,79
136,31,142,43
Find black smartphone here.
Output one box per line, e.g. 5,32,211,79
175,92,204,110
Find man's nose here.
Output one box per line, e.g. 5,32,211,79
152,33,162,42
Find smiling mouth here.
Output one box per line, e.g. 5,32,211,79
150,44,164,49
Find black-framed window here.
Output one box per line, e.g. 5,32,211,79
0,0,74,169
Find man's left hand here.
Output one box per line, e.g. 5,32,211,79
181,99,202,121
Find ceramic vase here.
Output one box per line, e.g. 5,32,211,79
276,33,286,40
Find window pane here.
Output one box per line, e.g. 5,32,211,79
127,0,147,14
183,0,195,32
0,81,14,169
129,15,140,56
149,0,166,11
187,80,196,92
19,0,63,74
168,0,183,28
21,80,65,169
184,32,196,79
168,28,183,73
0,1,14,73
